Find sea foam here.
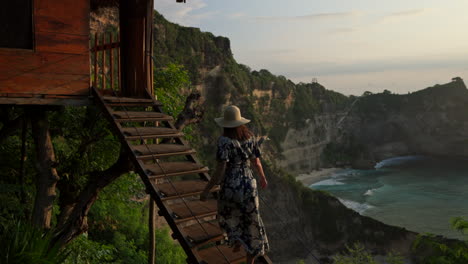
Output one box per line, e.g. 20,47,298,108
338,198,375,214
375,155,426,169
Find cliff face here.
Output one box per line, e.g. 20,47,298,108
151,11,421,262
279,78,468,172
341,79,468,163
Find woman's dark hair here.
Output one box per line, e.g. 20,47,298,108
223,125,253,141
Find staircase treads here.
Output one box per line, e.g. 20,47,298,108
168,199,217,222
145,162,207,178
103,96,159,106
122,127,183,140
112,111,173,122
156,180,219,200
132,143,194,158
182,221,224,245
198,244,247,264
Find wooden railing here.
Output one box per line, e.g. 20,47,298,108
90,32,120,94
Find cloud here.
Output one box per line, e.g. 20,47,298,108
252,10,363,22
261,53,468,81
228,12,247,20
325,27,355,35
155,0,213,26
386,9,427,18
377,8,430,23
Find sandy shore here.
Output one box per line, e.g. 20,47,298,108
296,168,342,186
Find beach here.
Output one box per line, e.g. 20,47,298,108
296,168,342,186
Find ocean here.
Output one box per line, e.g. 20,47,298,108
309,156,468,240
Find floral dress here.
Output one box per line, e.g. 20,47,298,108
216,135,269,256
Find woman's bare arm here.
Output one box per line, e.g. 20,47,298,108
250,157,268,189
200,161,226,201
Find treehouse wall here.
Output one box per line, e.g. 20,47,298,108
0,0,90,104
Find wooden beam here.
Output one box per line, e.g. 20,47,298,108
119,0,151,98
0,96,90,106
149,198,156,264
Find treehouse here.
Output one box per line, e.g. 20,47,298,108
0,0,155,105
0,1,271,263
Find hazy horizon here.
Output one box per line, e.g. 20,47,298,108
155,0,468,96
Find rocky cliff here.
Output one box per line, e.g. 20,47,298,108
340,79,468,164
89,7,467,262
150,11,424,263
280,78,468,172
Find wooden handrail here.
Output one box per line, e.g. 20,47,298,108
91,32,121,93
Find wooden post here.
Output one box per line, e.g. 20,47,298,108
110,32,114,91
145,0,154,96
93,33,98,88
149,198,156,264
117,32,121,94
101,34,106,90
119,0,152,97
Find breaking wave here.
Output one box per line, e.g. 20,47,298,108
338,198,375,214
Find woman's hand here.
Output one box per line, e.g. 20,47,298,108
260,177,268,189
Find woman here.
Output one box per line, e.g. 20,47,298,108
200,105,269,264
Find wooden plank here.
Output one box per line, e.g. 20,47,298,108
35,0,89,35
168,199,217,221
112,111,173,122
35,31,88,54
145,162,207,178
121,127,180,136
132,143,191,156
0,51,88,78
182,221,224,245
156,180,219,201
0,73,89,95
90,42,120,52
103,96,153,103
0,96,89,106
198,245,247,264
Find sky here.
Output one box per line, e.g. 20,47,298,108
155,0,468,96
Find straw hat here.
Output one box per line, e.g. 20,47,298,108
214,105,250,128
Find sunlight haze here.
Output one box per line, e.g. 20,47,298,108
155,0,468,95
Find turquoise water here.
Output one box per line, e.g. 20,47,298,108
309,156,468,240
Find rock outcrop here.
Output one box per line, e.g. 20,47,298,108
150,11,427,262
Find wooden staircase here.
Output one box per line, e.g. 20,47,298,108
92,87,272,264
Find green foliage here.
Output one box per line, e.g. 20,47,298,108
64,235,115,264
322,139,366,166
411,217,468,264
154,63,191,118
333,243,377,264
65,172,186,264
451,217,468,236
333,243,404,264
0,220,69,264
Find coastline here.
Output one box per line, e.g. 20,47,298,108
296,168,342,186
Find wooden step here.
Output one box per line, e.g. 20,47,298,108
156,180,219,201
198,245,247,264
112,111,173,122
168,199,217,223
122,127,183,140
132,144,195,159
103,96,160,106
146,162,208,178
183,221,224,245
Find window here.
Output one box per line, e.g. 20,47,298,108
0,0,33,49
